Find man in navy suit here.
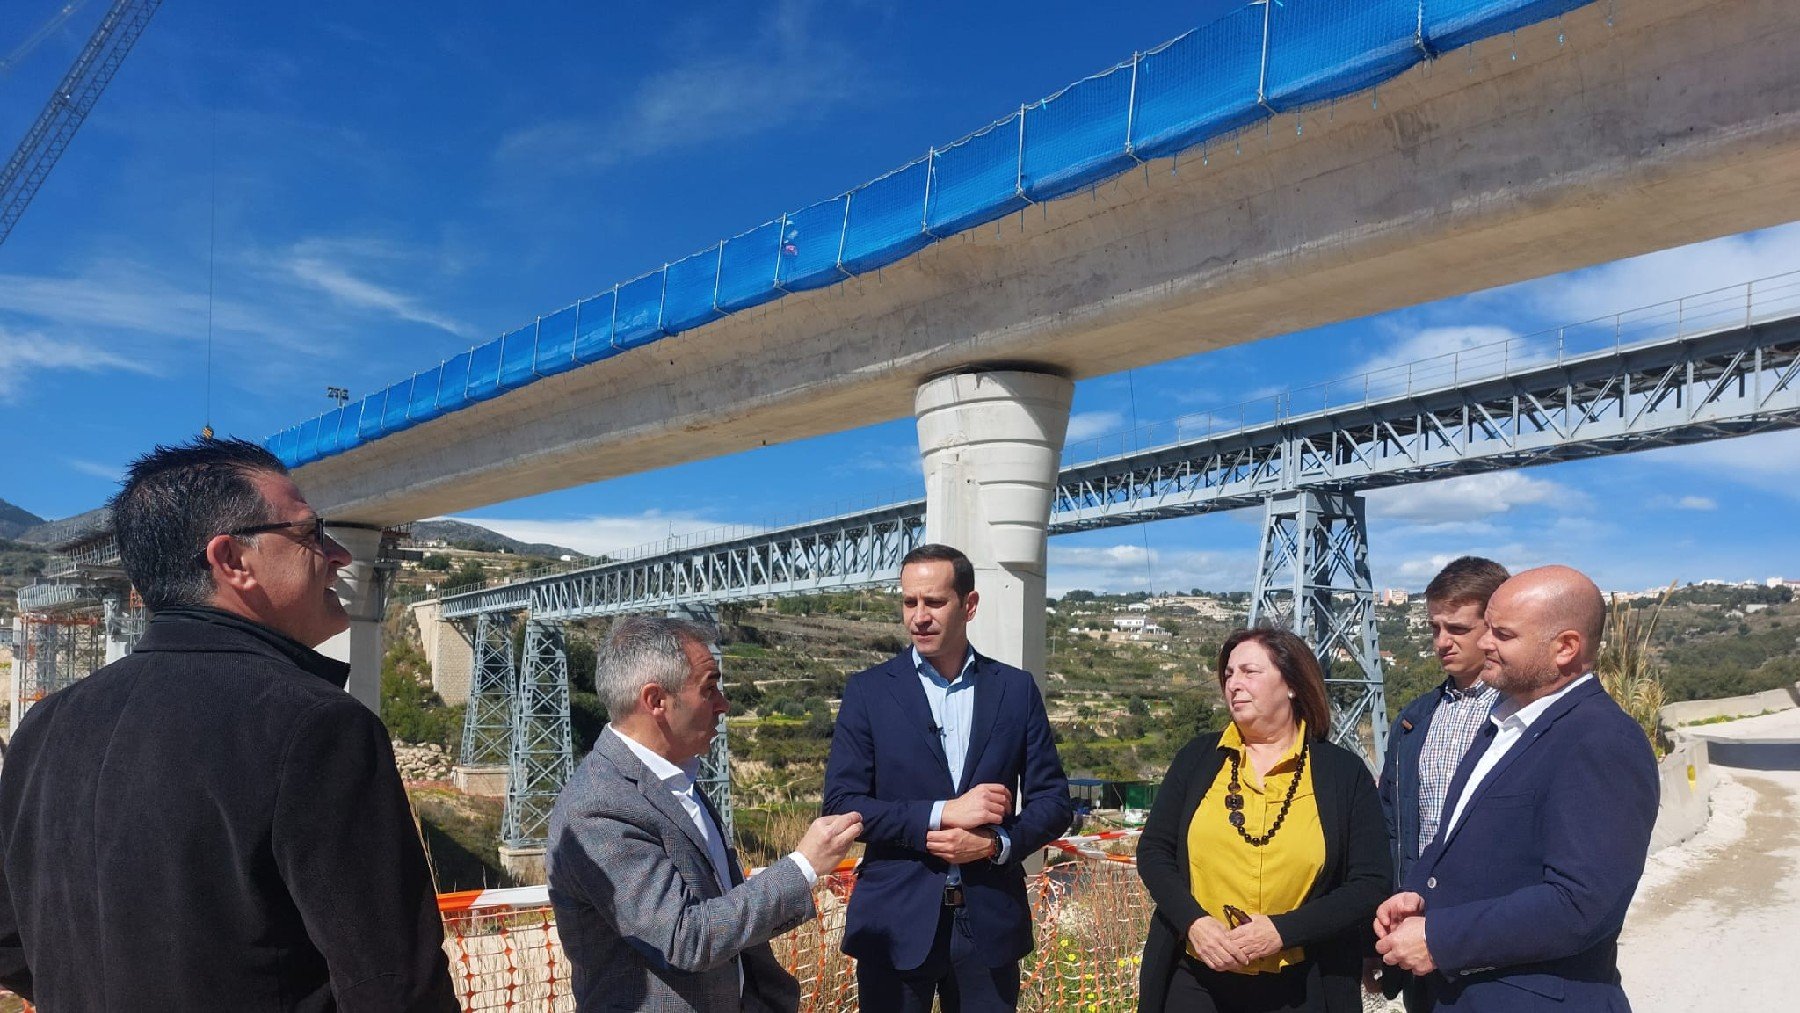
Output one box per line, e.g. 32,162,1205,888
1374,565,1658,1011
824,543,1073,1012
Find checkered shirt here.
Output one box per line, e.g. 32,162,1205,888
1416,678,1500,851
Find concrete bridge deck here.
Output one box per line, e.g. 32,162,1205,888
295,0,1800,526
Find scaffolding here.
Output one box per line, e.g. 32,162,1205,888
16,612,104,711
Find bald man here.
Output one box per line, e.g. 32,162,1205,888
1372,566,1657,1012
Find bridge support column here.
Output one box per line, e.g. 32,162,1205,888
916,369,1073,681
454,611,516,798
319,525,387,713
413,600,475,706
1248,490,1389,766
502,617,574,859
670,602,733,840
101,593,133,665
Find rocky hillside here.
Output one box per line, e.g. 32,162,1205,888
0,499,45,541
407,519,579,559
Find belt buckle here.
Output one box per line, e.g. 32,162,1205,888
943,884,965,908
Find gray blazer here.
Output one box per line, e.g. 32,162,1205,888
547,729,813,1012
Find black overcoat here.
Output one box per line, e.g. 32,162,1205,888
0,607,457,1011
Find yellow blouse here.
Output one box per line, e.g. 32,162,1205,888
1185,720,1323,974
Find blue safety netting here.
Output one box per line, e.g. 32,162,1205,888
1423,0,1588,53
1022,64,1136,199
268,0,1597,468
534,305,578,377
572,291,616,364
663,248,724,331
925,116,1028,235
1129,5,1267,161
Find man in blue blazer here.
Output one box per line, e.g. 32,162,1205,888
1374,565,1658,1011
824,544,1073,1012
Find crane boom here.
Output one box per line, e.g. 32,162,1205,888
0,0,163,246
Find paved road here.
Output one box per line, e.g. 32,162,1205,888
1618,707,1800,1011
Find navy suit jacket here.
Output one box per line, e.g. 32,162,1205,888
1404,678,1658,1011
823,650,1073,971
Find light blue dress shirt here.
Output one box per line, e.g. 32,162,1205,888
914,647,1012,882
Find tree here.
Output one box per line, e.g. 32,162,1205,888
448,560,487,588
420,553,451,571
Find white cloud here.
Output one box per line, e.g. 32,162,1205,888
0,325,161,399
65,459,125,482
494,0,875,175
1648,494,1717,511
285,255,472,338
1633,429,1800,502
1064,410,1124,444
1348,325,1544,402
443,511,742,558
1047,543,1257,597
1365,471,1575,526
1521,222,1800,325
0,263,212,339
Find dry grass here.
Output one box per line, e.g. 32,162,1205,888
1600,588,1672,757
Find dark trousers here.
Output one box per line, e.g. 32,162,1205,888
856,906,1020,1013
1163,956,1321,1013
1401,974,1435,1013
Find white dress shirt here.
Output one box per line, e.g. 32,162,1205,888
608,725,818,889
915,648,1012,884
1443,673,1594,836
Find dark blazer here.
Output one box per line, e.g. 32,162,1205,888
1136,731,1390,1013
1403,678,1657,1012
822,650,1073,971
547,728,811,1012
0,607,456,1012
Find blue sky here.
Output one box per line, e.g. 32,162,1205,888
3,0,1797,596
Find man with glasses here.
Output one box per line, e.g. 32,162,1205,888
0,438,457,1011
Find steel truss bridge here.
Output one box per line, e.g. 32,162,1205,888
18,277,1800,846
441,276,1800,845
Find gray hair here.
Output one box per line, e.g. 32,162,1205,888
595,614,717,721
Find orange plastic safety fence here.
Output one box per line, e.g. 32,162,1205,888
0,848,1152,1013
443,904,574,1012
439,852,1155,1013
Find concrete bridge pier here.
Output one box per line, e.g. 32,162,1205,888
100,593,136,665
321,524,387,713
915,369,1073,682
410,599,474,706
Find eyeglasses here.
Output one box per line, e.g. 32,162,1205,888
220,516,336,553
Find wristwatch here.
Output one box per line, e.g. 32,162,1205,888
977,827,1001,862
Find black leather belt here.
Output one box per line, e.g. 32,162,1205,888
943,884,965,908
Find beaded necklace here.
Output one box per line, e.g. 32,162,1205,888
1223,738,1308,847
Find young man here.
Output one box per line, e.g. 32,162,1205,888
1374,556,1509,1010
823,543,1073,1013
0,438,456,1011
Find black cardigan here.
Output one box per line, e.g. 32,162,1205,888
1136,731,1390,1013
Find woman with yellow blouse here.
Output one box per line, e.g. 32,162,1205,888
1137,628,1388,1013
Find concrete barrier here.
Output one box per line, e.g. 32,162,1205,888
1649,735,1718,853
1658,685,1799,729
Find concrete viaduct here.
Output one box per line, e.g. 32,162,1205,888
283,0,1800,707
